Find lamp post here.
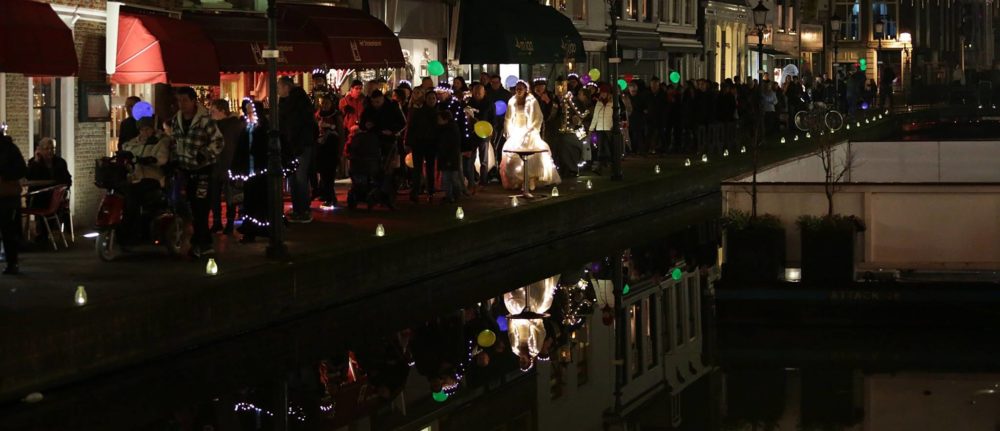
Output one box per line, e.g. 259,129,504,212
874,16,884,109
830,13,842,108
752,0,769,81
899,31,912,106
606,0,624,180
265,0,287,259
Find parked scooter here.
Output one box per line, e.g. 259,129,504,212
93,151,183,261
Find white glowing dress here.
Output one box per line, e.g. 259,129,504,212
500,95,561,190
504,276,558,360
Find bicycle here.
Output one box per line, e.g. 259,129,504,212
794,102,845,132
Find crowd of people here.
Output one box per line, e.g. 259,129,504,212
0,65,914,272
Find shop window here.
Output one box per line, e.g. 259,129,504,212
629,303,641,378
643,296,658,369
872,1,898,40
688,283,698,340
643,0,653,22
834,0,861,40
572,0,586,20
32,78,60,155
574,324,590,386
626,0,639,20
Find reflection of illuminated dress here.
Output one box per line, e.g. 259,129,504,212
504,276,558,360
500,95,561,190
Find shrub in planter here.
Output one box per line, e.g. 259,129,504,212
797,214,866,284
722,210,786,283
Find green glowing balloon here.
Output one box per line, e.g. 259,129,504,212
671,268,683,281
432,391,449,402
858,58,867,72
623,284,631,295
617,79,627,91
428,60,445,77
669,71,681,84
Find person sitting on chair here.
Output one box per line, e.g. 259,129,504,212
26,137,71,245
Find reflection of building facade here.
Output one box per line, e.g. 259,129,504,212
535,270,716,431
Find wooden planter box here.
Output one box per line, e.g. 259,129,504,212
723,226,786,283
800,225,857,284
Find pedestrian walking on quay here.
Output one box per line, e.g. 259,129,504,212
278,76,319,224
208,99,245,235
0,132,26,275
170,86,224,258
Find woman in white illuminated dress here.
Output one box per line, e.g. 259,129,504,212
504,275,559,371
500,81,561,190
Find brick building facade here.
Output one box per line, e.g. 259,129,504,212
0,0,184,227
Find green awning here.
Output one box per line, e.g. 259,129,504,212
458,0,586,64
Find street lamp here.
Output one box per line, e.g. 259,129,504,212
830,13,842,109
606,0,624,180
752,0,769,81
899,31,912,105
874,16,884,108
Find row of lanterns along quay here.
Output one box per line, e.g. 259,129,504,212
0,109,911,404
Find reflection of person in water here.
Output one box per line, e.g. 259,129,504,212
411,315,466,393
504,276,558,371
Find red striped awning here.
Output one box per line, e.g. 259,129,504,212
0,0,78,76
282,5,405,70
185,12,331,73
112,13,219,85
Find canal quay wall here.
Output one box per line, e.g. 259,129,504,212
0,109,935,402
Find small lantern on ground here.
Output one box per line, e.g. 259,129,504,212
375,224,386,237
455,207,465,220
206,258,218,276
74,285,87,306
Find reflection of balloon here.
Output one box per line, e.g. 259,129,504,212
588,68,601,81
496,315,509,332
580,74,591,85
669,71,681,84
132,101,154,120
477,329,497,348
405,152,414,168
617,79,627,91
432,391,449,402
428,60,445,77
671,268,682,280
624,73,634,82
494,100,507,116
504,75,518,89
474,121,493,139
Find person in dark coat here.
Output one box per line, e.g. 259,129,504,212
118,96,141,151
0,133,27,274
466,82,496,186
646,77,668,154
26,137,71,245
208,99,245,235
278,76,319,224
406,92,439,203
436,110,463,203
230,100,271,243
316,95,344,208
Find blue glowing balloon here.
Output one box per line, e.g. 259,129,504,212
496,315,509,332
132,101,154,120
494,100,508,117
861,102,869,110
504,75,518,89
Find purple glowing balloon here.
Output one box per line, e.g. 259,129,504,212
861,102,870,110
496,315,509,332
581,74,592,85
504,75,518,89
495,100,508,116
132,101,154,120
